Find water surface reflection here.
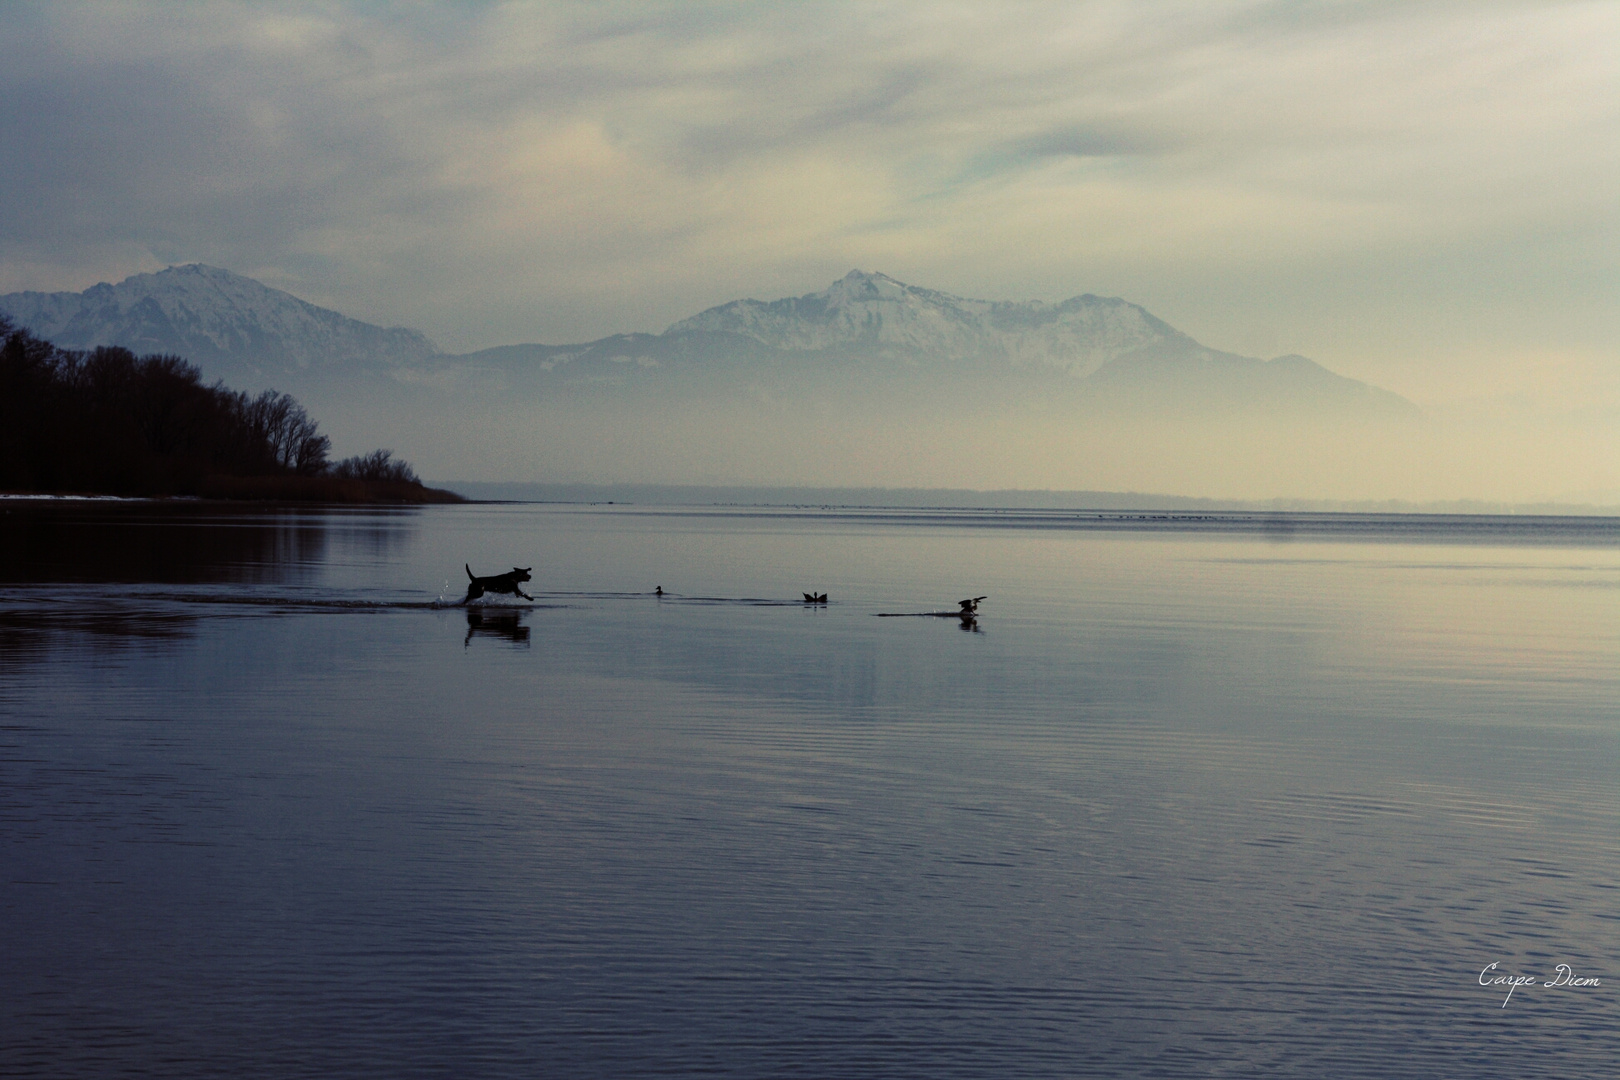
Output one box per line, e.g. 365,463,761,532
0,501,420,586
2,502,1617,1078
464,606,531,647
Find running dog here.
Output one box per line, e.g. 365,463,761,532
463,564,534,603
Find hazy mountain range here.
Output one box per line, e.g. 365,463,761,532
461,269,1191,379
443,270,1416,419
0,263,436,382
1,264,1414,417
2,265,1425,494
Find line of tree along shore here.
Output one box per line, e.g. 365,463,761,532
0,316,459,502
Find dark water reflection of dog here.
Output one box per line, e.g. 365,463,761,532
464,607,530,647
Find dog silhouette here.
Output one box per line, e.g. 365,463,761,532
464,564,533,603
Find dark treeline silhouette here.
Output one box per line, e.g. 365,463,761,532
1,316,456,501
330,448,419,484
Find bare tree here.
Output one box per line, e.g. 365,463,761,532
330,449,418,484
244,390,329,474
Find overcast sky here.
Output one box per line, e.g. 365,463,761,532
2,1,1616,413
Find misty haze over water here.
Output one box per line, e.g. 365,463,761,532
8,265,1616,506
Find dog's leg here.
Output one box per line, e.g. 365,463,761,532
517,588,533,600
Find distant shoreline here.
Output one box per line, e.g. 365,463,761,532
2,478,464,504
10,481,1611,519
438,481,1620,517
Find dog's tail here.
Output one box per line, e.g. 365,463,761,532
466,564,475,581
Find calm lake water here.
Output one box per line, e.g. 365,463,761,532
2,500,1617,1077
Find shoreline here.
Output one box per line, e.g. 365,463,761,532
1,480,465,505
439,481,1620,517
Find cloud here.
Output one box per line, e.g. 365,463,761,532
0,0,1615,405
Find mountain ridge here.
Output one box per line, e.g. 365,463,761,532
658,269,1196,377
443,269,1415,418
0,264,437,383
0,265,1416,417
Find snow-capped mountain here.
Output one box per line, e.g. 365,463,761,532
0,264,437,384
2,265,1415,419
450,270,1415,418
665,269,1190,377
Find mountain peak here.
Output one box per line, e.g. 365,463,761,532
663,272,1176,376
836,268,904,286
90,263,251,290
0,265,437,384
166,263,259,284
165,262,231,276
822,268,911,303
